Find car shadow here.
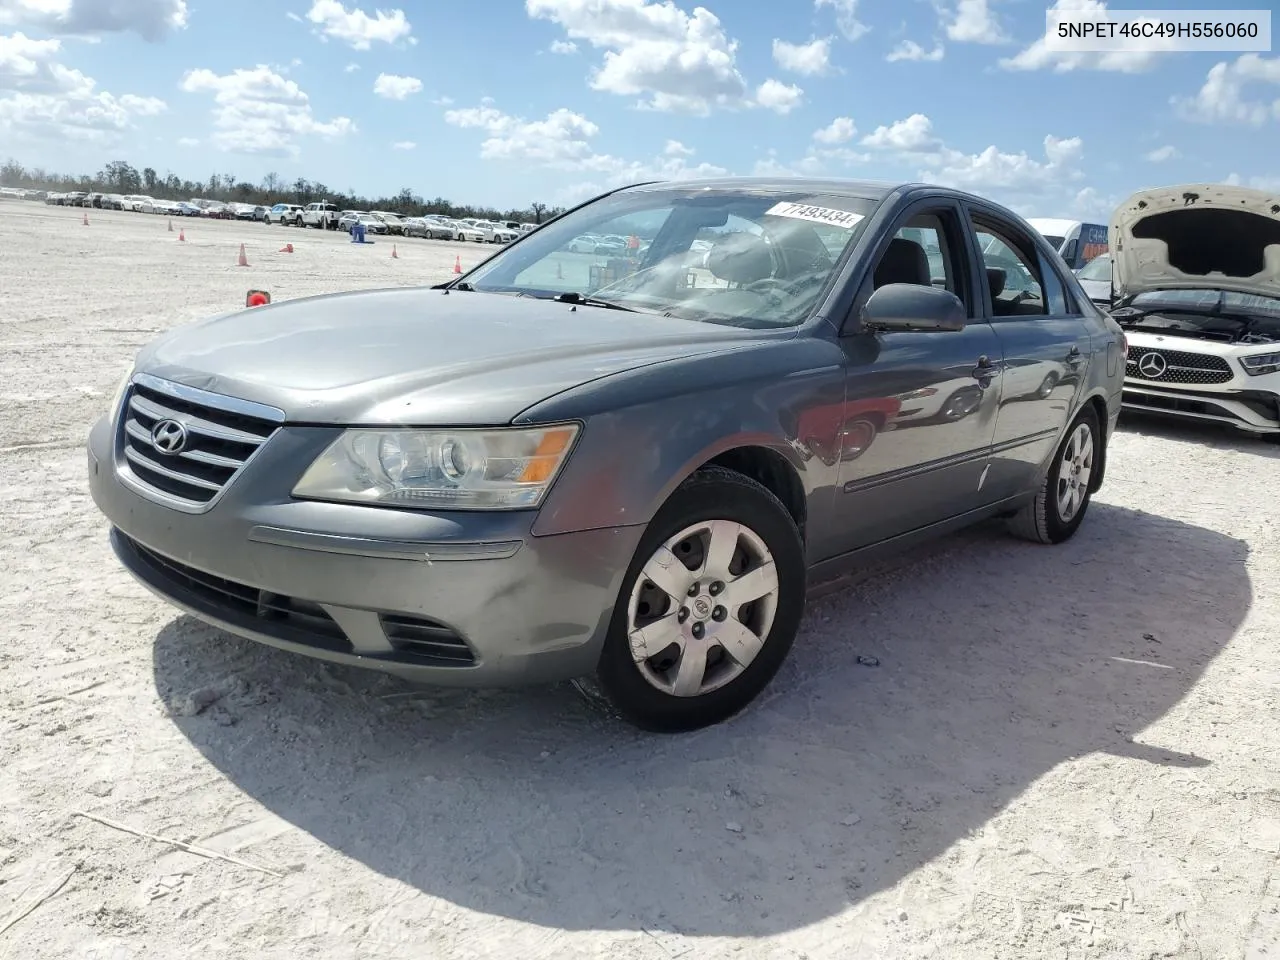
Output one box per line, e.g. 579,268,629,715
1118,410,1280,458
151,502,1249,938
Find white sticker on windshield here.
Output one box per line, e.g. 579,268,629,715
765,201,865,229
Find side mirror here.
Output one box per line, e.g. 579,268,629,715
860,283,966,333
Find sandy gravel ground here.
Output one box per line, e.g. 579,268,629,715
1,203,1278,960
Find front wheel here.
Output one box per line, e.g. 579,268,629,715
1007,405,1100,544
594,466,806,732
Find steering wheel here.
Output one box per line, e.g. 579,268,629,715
743,277,788,295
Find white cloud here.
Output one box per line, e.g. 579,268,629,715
945,0,1008,44
119,92,165,115
755,77,803,114
372,72,422,99
921,133,1085,195
444,100,600,165
1173,54,1280,125
180,64,354,155
1145,144,1179,162
343,62,359,72
815,0,868,41
443,97,727,203
0,31,167,141
178,136,198,146
1223,172,1280,192
305,0,412,50
526,0,748,114
887,40,943,62
392,139,415,150
772,36,832,76
813,115,855,144
1000,0,1168,73
0,0,187,41
861,113,940,152
0,30,58,80
549,38,577,54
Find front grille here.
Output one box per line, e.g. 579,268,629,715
118,377,281,507
1125,346,1233,385
120,532,352,654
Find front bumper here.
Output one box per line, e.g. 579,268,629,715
1121,381,1280,434
87,415,644,686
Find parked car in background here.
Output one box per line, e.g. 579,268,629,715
302,201,340,230
440,219,486,242
176,202,202,217
371,211,407,235
403,217,455,240
340,212,388,235
1075,252,1112,307
1109,183,1280,442
87,176,1123,732
266,203,303,225
1026,218,1108,271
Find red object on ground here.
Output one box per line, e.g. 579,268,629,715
279,243,294,253
237,243,249,267
391,244,398,259
453,255,462,274
178,228,185,242
246,290,270,307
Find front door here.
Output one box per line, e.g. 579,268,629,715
829,202,1004,553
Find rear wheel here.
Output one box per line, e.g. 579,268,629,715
1008,405,1100,544
594,466,806,732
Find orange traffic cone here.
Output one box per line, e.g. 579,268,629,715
391,244,398,259
82,211,89,226
178,227,185,242
168,219,174,233
237,243,249,267
279,242,293,253
453,255,462,274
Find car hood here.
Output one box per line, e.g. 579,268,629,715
1111,183,1280,301
132,287,762,425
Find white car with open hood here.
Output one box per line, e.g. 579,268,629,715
1109,183,1280,441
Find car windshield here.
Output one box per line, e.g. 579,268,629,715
463,185,879,328
1078,253,1111,281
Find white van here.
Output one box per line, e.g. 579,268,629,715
1025,218,1109,271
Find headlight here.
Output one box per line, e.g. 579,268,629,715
109,367,134,419
1241,352,1280,376
291,424,580,510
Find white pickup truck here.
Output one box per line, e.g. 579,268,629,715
301,201,341,230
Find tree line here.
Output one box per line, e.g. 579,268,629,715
0,158,564,224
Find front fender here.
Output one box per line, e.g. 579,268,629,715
518,338,848,540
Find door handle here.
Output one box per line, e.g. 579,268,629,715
971,355,999,383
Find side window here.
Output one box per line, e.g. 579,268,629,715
872,213,957,296
1060,238,1078,267
974,225,1046,318
1037,251,1071,315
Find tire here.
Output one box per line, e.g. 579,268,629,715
594,465,806,732
1007,404,1101,544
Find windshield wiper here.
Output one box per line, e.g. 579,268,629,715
548,291,639,312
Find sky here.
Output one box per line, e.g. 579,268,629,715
0,0,1277,216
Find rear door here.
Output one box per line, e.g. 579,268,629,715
962,204,1093,499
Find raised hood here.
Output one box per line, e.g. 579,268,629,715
1111,183,1280,301
132,286,760,425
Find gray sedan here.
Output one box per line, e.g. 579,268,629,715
86,177,1125,731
